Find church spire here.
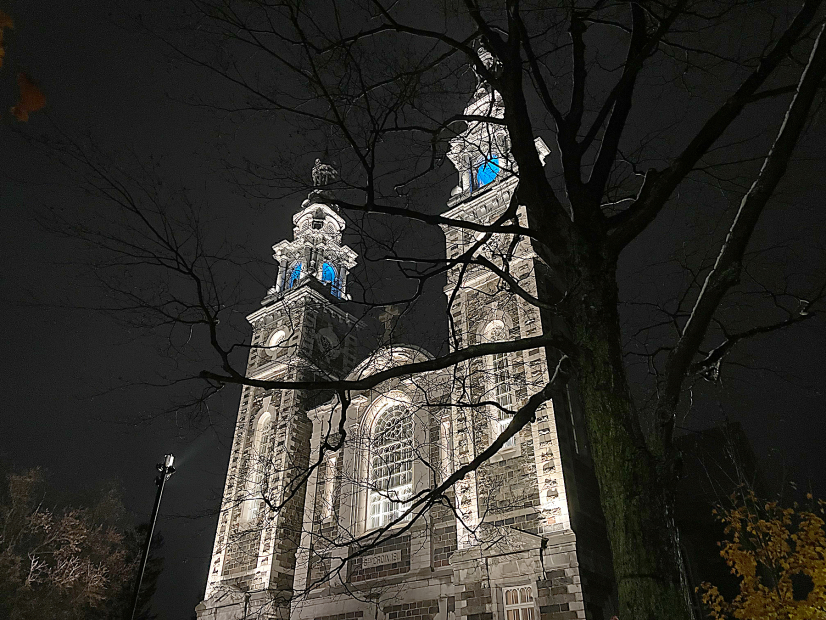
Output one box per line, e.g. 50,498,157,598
446,45,549,200
447,44,511,197
267,159,358,302
471,40,502,94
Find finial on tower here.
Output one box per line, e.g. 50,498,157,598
378,305,402,343
473,40,501,92
312,159,338,187
476,41,497,71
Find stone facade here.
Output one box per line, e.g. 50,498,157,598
196,191,361,620
197,69,616,620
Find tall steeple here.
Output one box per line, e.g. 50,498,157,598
197,159,360,620
439,53,614,620
447,43,510,198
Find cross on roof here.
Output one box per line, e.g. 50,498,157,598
378,305,401,342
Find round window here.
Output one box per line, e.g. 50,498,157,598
267,329,287,357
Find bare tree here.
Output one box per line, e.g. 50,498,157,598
31,1,826,618
0,467,163,620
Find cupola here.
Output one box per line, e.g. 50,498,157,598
268,160,358,300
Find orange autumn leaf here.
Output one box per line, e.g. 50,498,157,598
698,490,826,620
11,72,45,121
0,10,13,69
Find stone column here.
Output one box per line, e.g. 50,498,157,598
462,162,473,192
275,260,285,293
302,246,313,281
338,265,348,297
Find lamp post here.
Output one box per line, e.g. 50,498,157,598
130,454,175,620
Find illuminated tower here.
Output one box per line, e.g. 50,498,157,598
196,168,359,620
439,47,616,619
198,52,617,620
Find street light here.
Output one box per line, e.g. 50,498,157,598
130,454,176,620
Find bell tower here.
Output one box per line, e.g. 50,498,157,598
269,160,357,302
197,162,360,620
440,45,616,620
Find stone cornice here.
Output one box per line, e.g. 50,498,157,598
249,279,359,325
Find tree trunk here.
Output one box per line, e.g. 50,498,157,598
569,255,690,620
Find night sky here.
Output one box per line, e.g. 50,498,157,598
1,1,248,616
1,2,825,619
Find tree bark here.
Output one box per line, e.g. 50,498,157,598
569,251,691,620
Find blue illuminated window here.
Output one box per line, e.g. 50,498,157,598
322,262,342,298
475,156,500,188
321,262,336,284
287,263,302,289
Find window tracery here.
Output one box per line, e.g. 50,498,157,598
242,410,274,523
367,404,413,529
266,329,287,358
484,319,515,448
503,586,535,620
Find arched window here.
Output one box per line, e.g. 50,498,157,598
242,411,274,523
268,329,286,348
503,586,535,620
475,155,500,188
484,320,515,448
368,405,413,529
321,262,341,298
265,328,287,359
321,262,336,283
287,263,302,289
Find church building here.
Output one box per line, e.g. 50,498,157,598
196,54,616,620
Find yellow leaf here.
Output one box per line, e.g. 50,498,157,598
703,490,826,619
10,73,45,121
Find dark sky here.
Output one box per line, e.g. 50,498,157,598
1,2,825,620
0,1,244,616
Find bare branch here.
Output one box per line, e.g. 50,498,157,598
607,0,824,251
658,22,826,448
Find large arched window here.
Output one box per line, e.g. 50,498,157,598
266,328,287,359
368,405,413,529
242,411,274,523
484,320,515,448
